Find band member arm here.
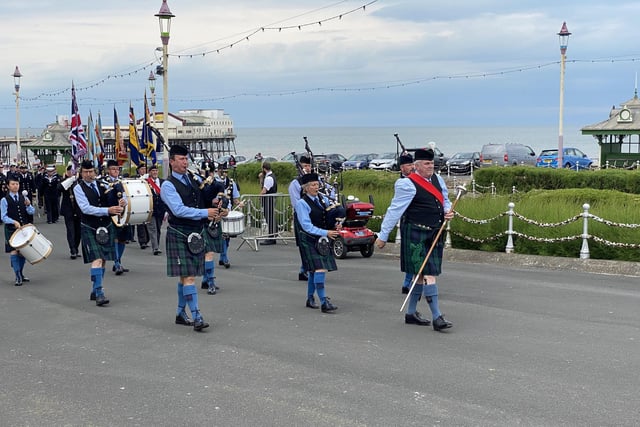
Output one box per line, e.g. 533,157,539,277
73,184,111,217
159,181,209,221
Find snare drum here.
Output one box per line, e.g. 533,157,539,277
112,179,153,227
221,211,245,236
9,224,53,264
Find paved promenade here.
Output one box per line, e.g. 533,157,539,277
1,219,639,426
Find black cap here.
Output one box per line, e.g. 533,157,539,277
169,144,189,156
299,155,311,165
414,149,434,161
106,159,118,168
80,160,95,170
300,172,319,185
399,154,413,165
149,164,158,170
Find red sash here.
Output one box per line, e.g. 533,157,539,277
147,177,161,194
408,173,444,205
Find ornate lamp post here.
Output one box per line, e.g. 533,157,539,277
155,0,175,178
148,70,156,127
12,66,22,163
557,22,571,169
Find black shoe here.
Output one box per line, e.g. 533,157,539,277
298,272,309,281
201,280,208,290
70,253,77,259
21,276,30,283
96,295,110,306
193,318,210,332
140,245,148,249
90,292,96,301
14,278,22,286
401,286,409,294
175,312,193,326
405,311,431,326
218,260,225,266
259,239,276,246
121,267,130,273
432,315,453,331
223,261,230,269
115,266,124,276
153,250,162,255
207,286,217,295
306,296,319,309
321,298,338,313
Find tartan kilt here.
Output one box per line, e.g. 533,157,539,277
297,229,337,272
400,221,444,276
4,223,21,253
80,222,116,264
203,221,224,253
165,225,205,277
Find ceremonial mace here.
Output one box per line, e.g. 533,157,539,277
400,184,467,312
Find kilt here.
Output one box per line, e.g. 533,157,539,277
297,228,337,272
399,221,444,276
203,221,224,253
115,223,133,242
80,222,116,264
165,225,205,277
4,223,18,253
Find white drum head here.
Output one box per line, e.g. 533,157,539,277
9,224,35,248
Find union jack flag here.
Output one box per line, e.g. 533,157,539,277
69,83,87,164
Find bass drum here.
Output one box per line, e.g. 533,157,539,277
112,179,153,227
9,224,53,264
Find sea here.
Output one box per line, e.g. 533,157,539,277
0,125,598,161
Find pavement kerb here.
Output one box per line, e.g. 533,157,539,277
374,243,640,277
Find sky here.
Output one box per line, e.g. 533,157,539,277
2,0,640,130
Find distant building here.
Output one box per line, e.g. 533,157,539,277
582,91,640,168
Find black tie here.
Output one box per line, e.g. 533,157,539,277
92,183,99,195
14,195,18,202
314,197,323,209
182,175,190,186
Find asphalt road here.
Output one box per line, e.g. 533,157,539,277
1,218,639,426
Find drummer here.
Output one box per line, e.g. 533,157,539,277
1,176,36,286
104,159,131,275
74,160,124,306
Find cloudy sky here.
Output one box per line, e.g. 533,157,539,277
2,0,640,129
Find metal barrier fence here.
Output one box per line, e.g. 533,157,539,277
234,193,295,251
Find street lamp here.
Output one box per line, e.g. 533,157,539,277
148,70,156,127
557,22,571,169
12,66,22,163
155,0,174,178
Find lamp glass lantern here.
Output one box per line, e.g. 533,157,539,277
12,66,22,93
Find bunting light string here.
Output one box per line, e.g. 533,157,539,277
20,61,157,102
171,0,378,59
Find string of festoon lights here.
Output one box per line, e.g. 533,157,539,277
17,0,377,103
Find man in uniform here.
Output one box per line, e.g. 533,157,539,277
40,165,61,224
1,176,36,285
288,155,312,281
397,153,416,294
376,149,454,332
73,160,124,306
146,164,166,255
104,159,130,275
160,144,219,332
259,161,277,245
17,164,35,204
215,163,242,269
59,165,81,259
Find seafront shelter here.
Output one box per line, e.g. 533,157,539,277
582,91,640,168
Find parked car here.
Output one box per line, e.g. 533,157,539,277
280,152,300,164
342,153,378,170
536,147,593,170
443,151,481,175
217,154,246,167
479,143,536,167
237,155,279,165
369,152,399,171
314,153,347,173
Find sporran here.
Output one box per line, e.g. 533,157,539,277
96,227,110,245
187,232,205,255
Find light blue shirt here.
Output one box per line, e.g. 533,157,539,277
294,194,332,237
288,178,302,206
160,171,210,220
378,174,451,242
1,192,36,224
73,180,111,217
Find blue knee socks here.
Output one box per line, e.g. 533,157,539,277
176,282,186,315
91,267,104,297
18,255,26,276
219,239,229,262
115,242,125,266
306,272,315,299
407,284,423,315
204,260,215,288
402,272,412,289
314,271,326,304
10,254,20,278
183,284,201,321
423,284,441,320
